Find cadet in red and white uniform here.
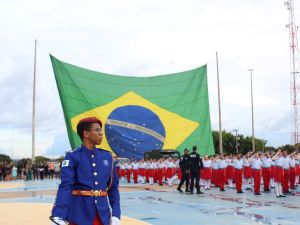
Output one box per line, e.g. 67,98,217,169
156,159,164,186
202,155,212,190
243,154,252,190
295,153,300,186
282,151,290,193
132,160,139,184
261,152,271,192
138,160,146,184
166,157,175,186
234,154,244,193
145,160,150,183
217,155,227,191
250,152,262,195
273,149,285,197
211,157,219,187
119,162,126,182
125,161,132,183
226,156,235,189
289,153,296,190
270,153,275,189
148,159,155,185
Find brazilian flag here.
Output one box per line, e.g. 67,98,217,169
50,55,214,159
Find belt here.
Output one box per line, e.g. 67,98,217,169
72,190,108,197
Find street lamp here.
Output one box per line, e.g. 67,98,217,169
248,69,255,152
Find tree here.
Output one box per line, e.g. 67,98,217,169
0,154,11,162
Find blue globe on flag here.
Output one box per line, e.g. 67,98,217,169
105,105,166,160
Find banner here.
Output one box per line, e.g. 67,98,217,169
50,55,214,159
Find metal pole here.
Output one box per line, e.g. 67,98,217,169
249,69,255,152
233,129,239,153
216,52,223,154
32,40,37,161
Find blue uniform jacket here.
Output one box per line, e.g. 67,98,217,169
51,145,121,225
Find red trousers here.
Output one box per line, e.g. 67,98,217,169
234,169,243,191
283,169,290,192
126,170,131,183
290,167,296,189
70,213,103,225
218,169,225,190
262,167,271,190
156,168,163,185
133,169,138,183
252,169,261,193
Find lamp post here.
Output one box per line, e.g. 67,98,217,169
249,69,255,152
233,129,239,153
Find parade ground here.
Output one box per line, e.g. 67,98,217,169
0,180,300,225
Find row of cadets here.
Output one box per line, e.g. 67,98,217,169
233,153,244,193
201,155,212,190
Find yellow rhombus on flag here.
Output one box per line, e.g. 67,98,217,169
70,91,199,153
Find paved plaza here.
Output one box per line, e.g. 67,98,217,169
0,180,299,225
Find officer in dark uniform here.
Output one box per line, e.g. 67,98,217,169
177,148,190,193
50,117,120,225
189,145,204,194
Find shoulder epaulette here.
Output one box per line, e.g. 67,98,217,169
69,147,80,153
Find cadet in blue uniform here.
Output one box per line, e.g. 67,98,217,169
50,117,121,225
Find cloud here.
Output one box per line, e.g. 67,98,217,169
0,0,299,158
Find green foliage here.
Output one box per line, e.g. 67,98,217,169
0,154,11,162
212,130,270,154
34,156,51,163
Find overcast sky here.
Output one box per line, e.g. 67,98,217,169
0,0,299,159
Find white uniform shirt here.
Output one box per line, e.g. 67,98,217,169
217,159,227,169
262,157,271,168
203,160,212,168
282,157,290,169
251,158,262,170
132,162,139,170
234,159,243,169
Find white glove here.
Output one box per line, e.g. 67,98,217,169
51,217,68,225
111,216,120,225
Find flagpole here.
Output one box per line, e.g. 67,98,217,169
216,52,223,154
32,40,37,161
248,69,255,152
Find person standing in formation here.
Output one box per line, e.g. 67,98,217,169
188,146,204,194
233,153,244,193
177,148,190,193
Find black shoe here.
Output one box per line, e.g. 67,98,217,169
254,192,261,195
177,187,183,193
279,194,286,197
264,189,271,192
185,189,190,193
197,191,204,194
220,189,225,191
237,190,244,193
